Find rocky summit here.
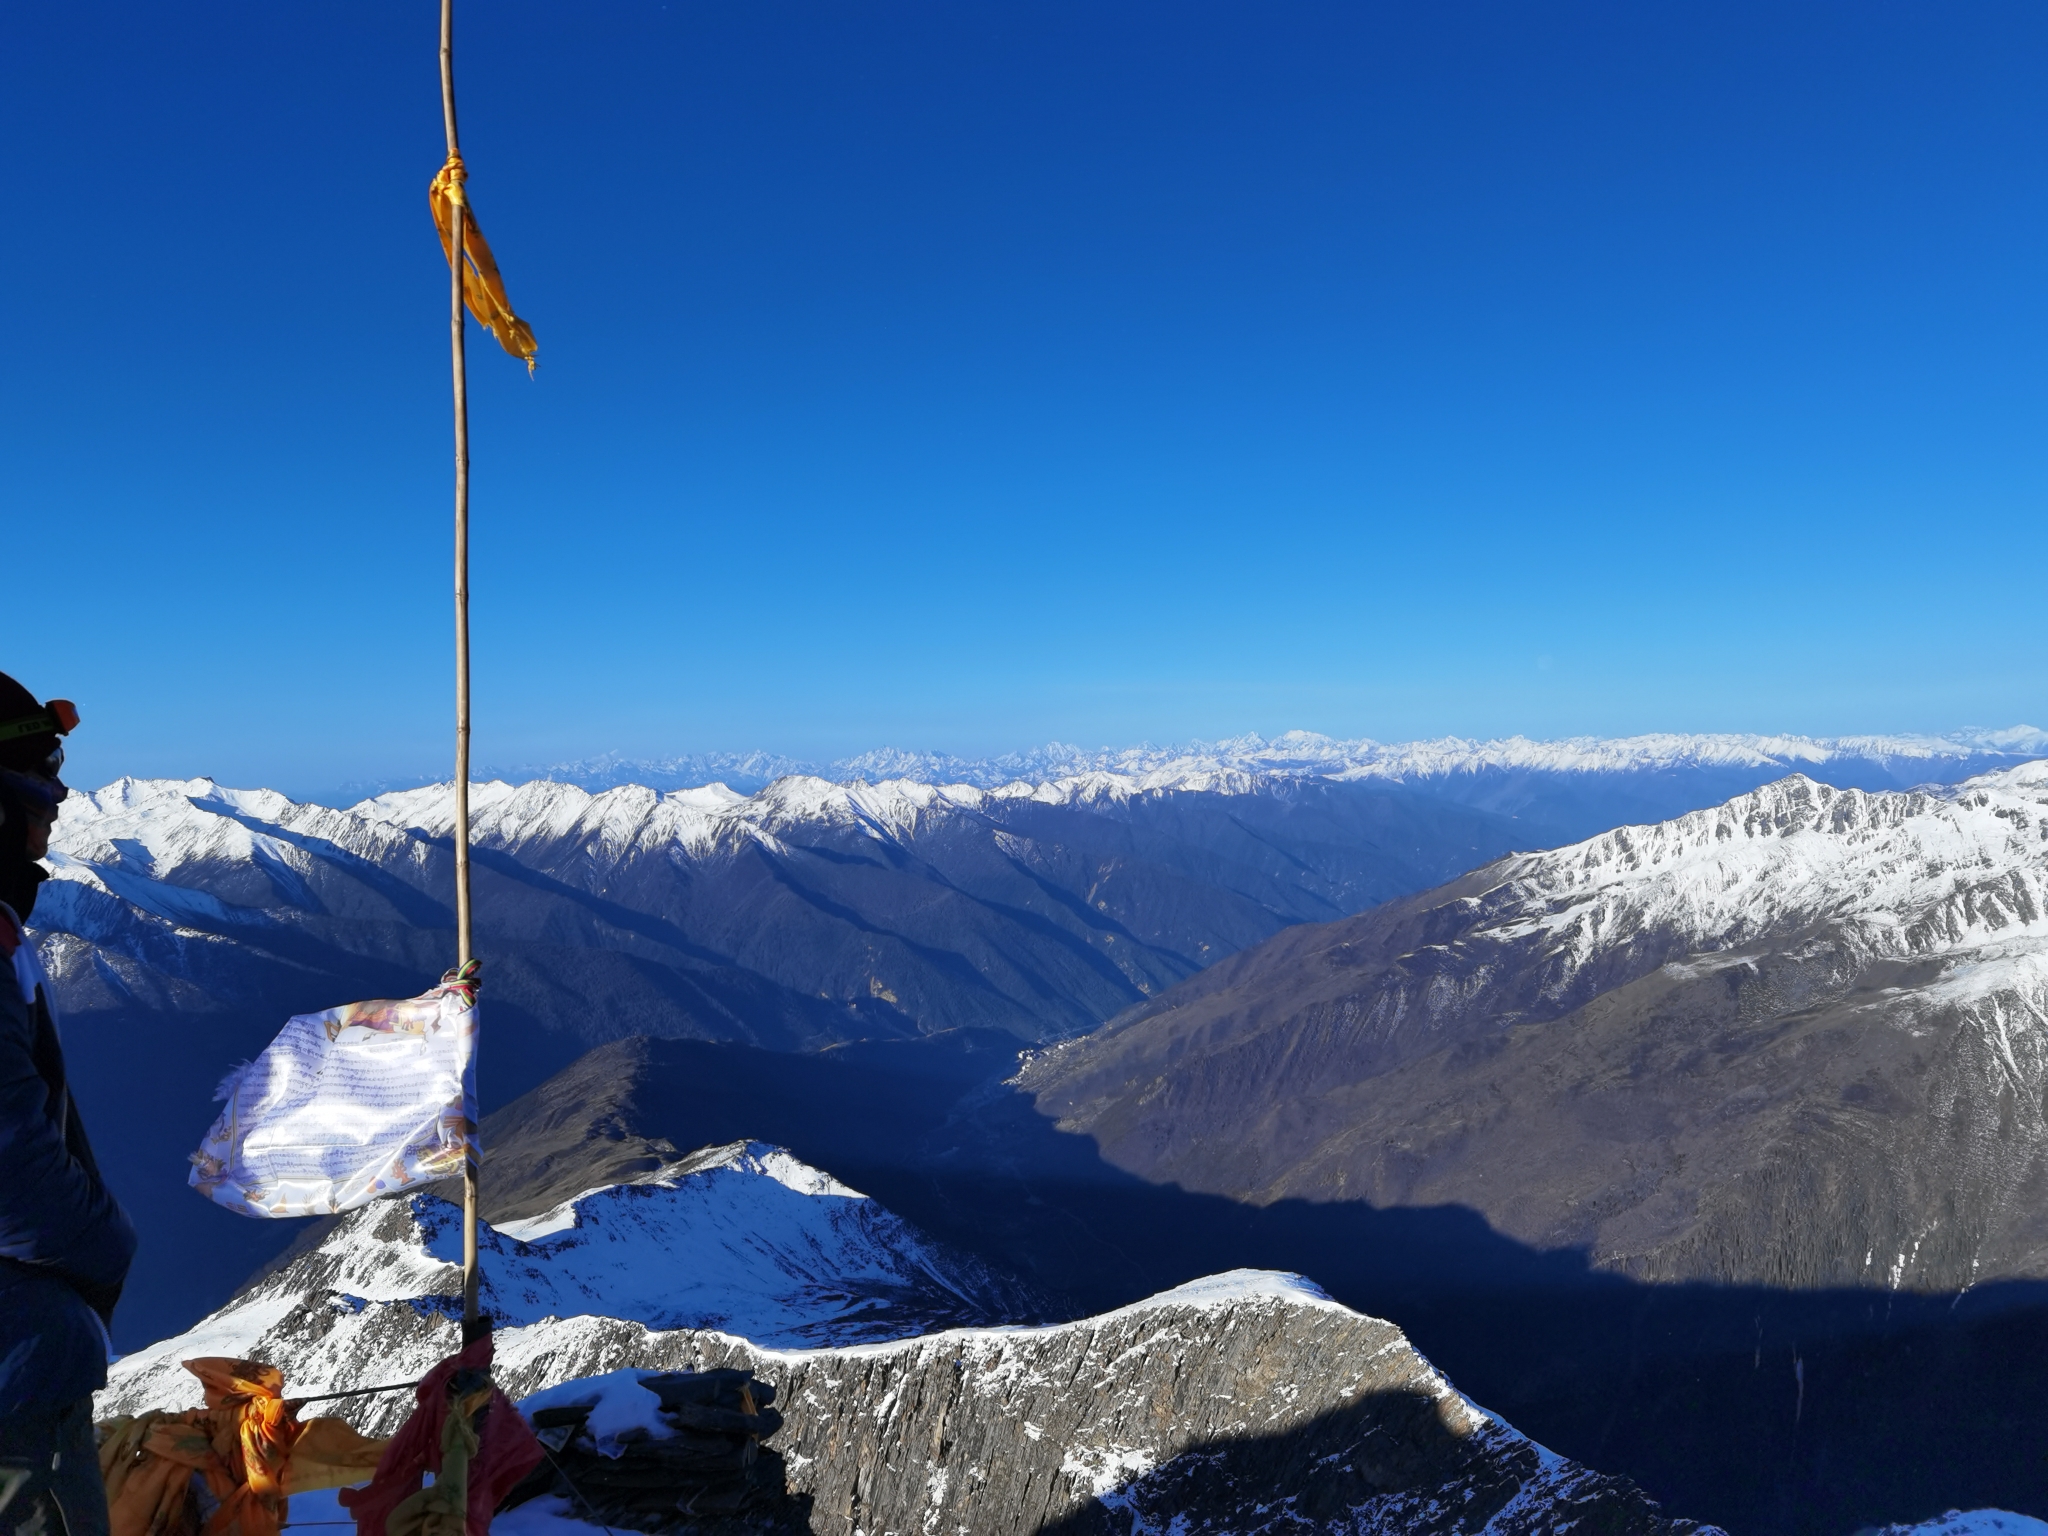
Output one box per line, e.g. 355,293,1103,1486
103,1217,1714,1535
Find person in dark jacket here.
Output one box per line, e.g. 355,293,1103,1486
0,672,135,1536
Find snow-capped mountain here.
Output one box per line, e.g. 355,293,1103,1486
99,1140,1033,1420
40,766,1522,1050
44,764,1534,1353
452,726,2048,798
1024,761,2048,1292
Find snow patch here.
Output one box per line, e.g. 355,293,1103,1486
518,1368,673,1455
1872,1514,2048,1536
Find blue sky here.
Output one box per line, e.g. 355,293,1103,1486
7,1,2047,795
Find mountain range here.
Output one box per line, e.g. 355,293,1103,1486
336,725,2048,819
33,736,2048,1347
43,761,1536,1350
38,730,2048,1531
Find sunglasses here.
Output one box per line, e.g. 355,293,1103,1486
0,767,66,812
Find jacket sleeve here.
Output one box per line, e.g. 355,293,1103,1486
0,981,136,1317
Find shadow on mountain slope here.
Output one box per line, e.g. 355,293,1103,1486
1028,1388,1707,1536
476,1033,2048,1536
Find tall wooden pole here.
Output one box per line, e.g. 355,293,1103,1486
441,0,481,1330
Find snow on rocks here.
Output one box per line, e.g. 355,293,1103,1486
1460,764,2048,997
96,1141,1026,1421
108,1265,1715,1534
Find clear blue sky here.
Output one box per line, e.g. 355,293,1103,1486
7,2,2046,795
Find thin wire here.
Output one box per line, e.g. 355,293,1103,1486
535,1441,621,1536
285,1380,421,1407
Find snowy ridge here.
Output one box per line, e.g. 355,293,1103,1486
42,766,1276,922
46,723,2048,941
97,1141,1028,1419
349,766,1271,848
457,726,2048,795
51,770,1234,867
109,1257,1712,1534
1477,762,2048,983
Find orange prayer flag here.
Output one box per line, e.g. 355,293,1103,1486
100,1359,396,1536
429,151,537,374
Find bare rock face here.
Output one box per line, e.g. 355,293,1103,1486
101,1250,1712,1534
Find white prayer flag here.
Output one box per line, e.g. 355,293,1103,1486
189,973,479,1218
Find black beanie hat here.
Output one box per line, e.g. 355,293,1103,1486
0,671,69,921
0,671,66,776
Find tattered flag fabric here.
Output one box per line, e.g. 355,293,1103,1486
430,151,537,373
189,970,479,1218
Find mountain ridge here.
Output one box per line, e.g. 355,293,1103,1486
101,1148,1715,1536
317,724,2048,801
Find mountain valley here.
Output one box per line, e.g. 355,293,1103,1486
1021,765,2048,1294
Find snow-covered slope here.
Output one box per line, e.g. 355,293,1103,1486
1404,760,2048,989
99,1141,1033,1419
1025,762,2048,1292
110,1263,1715,1535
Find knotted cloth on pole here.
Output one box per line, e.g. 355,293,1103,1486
188,965,481,1218
98,1357,390,1536
430,151,537,373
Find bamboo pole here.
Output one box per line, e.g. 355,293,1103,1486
440,0,481,1330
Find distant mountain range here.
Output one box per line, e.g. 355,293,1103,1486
323,724,2048,809
44,768,1527,1053
39,729,2048,1356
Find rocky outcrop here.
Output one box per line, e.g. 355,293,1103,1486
104,1267,1713,1535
